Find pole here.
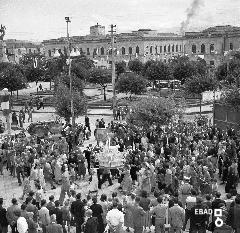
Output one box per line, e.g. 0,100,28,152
66,17,74,126
110,24,116,112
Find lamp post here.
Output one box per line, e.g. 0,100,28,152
65,17,75,126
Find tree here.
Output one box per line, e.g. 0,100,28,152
144,61,171,86
115,61,126,77
54,83,87,123
88,68,112,100
216,52,240,86
115,73,147,100
128,59,144,74
126,96,182,133
19,53,46,84
58,73,84,93
0,62,27,93
169,56,206,84
184,74,218,114
222,86,240,110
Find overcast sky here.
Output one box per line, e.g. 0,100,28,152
0,0,239,41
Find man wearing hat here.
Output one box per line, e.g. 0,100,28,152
46,214,63,233
82,209,98,233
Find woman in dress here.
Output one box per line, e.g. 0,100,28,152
54,158,62,185
141,163,151,194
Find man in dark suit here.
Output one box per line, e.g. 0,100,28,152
70,193,85,233
132,196,146,233
83,209,98,233
227,195,240,233
46,214,63,233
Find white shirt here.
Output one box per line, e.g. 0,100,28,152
106,208,124,227
17,217,28,233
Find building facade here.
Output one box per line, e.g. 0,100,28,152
4,39,44,63
43,24,240,68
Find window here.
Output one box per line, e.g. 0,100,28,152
87,48,90,55
155,46,158,54
48,50,51,57
172,45,174,52
122,47,125,55
176,45,178,52
164,45,166,53
129,47,132,54
192,44,197,54
136,46,139,54
230,43,233,50
201,44,205,54
101,47,104,55
93,48,97,56
168,45,170,53
160,46,162,53
150,46,153,54
210,44,214,53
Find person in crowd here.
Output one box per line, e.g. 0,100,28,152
169,197,185,233
6,198,21,233
27,212,38,233
38,199,51,233
46,214,63,233
16,208,28,233
90,196,105,233
106,201,124,233
0,198,8,233
227,195,240,233
83,209,98,233
70,193,85,233
46,195,55,216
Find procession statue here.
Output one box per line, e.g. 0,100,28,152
0,24,6,41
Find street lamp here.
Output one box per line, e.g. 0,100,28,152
65,17,76,127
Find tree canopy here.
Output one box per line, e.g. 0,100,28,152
0,62,27,92
128,59,144,75
54,83,87,122
144,60,171,82
126,96,182,133
115,73,147,98
88,68,112,87
116,61,126,77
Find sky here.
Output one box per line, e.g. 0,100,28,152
0,0,240,42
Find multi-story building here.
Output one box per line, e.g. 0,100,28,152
4,39,44,63
42,24,240,68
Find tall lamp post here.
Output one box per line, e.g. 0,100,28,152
65,17,75,126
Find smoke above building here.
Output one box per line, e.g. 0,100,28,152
180,0,204,35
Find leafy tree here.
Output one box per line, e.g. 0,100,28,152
184,74,218,114
126,96,182,133
0,62,27,93
54,83,87,123
128,59,144,75
169,56,207,84
144,61,171,86
115,73,147,100
222,86,240,110
88,68,112,100
116,61,126,77
19,53,46,84
58,73,84,93
216,52,240,86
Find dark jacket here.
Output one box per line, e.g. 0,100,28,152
70,200,85,224
54,207,63,225
189,203,208,228
0,206,8,227
84,217,98,233
226,203,240,229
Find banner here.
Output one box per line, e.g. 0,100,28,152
1,94,10,116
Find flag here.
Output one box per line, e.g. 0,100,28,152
1,94,10,116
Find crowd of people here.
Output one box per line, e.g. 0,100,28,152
0,114,240,233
